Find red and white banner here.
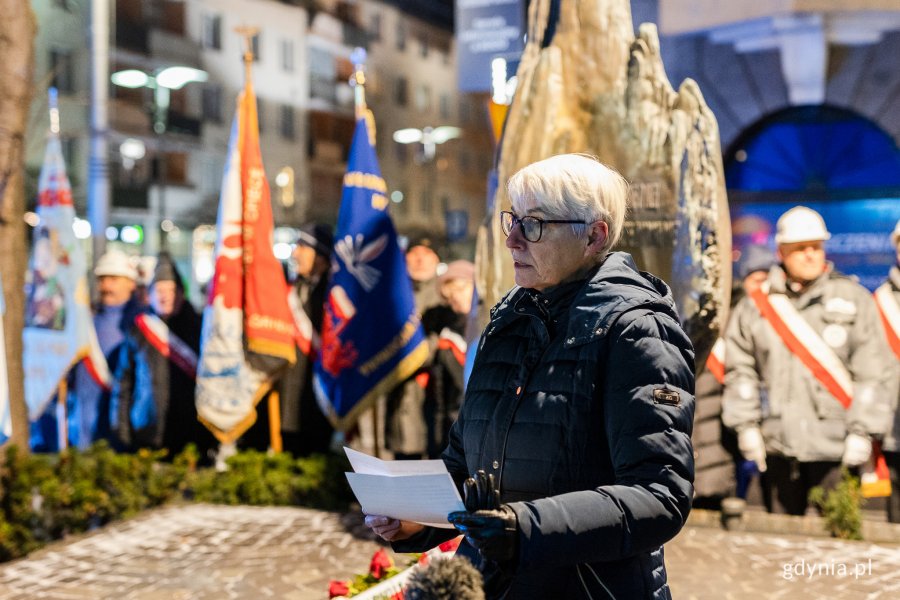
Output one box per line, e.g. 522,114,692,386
23,91,110,422
195,73,296,443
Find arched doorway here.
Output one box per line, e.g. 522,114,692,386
724,105,900,290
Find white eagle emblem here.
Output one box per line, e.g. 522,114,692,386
334,233,388,292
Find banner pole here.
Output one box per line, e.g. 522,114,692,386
268,390,283,453
371,401,381,459
57,379,68,450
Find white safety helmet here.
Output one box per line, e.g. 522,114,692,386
94,250,138,280
892,219,900,248
774,206,831,245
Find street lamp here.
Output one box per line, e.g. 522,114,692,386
111,66,208,133
393,125,461,163
111,65,208,251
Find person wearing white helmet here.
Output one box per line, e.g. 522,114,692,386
874,219,900,522
722,206,897,515
69,250,144,449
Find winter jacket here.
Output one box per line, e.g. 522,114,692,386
722,264,896,461
111,302,215,457
276,274,333,456
877,265,900,453
385,278,445,456
394,252,695,600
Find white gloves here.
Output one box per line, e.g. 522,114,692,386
841,433,872,467
738,427,767,473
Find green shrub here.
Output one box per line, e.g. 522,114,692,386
808,468,864,540
0,443,353,562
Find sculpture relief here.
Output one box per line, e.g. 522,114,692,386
475,0,731,364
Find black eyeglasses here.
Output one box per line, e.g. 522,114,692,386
499,211,586,243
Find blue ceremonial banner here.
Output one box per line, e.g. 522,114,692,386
314,118,428,430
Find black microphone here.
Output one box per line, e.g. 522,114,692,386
404,556,485,600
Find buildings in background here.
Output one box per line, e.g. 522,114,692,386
26,0,490,303
26,0,900,295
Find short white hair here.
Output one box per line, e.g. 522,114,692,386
506,154,628,258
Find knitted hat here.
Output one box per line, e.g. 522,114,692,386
151,252,184,291
296,223,333,258
737,245,775,280
438,260,475,286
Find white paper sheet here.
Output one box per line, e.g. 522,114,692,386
344,447,465,528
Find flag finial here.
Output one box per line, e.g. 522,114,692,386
235,25,260,81
48,87,60,135
350,47,368,120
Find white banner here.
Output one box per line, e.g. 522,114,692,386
23,127,109,421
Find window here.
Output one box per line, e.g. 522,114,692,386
419,34,428,58
280,39,294,72
394,141,408,164
309,47,337,103
202,85,223,123
369,13,382,42
49,49,73,93
415,84,431,112
394,77,408,106
439,93,450,120
396,21,406,51
202,14,221,50
251,33,261,62
279,105,295,140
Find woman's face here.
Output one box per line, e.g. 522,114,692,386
504,195,597,292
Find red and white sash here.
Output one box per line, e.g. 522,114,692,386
874,283,900,360
750,286,890,497
135,313,198,379
706,337,726,385
437,328,467,367
749,287,853,408
287,288,320,358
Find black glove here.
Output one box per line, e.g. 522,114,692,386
448,469,518,563
463,469,500,512
448,506,518,563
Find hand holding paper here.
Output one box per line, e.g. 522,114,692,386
344,447,465,528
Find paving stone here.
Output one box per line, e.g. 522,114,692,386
2,503,900,598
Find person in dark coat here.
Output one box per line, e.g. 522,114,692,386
365,155,695,599
110,253,214,459
385,235,444,459
277,223,335,456
422,260,475,459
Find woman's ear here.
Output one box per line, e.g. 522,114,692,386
585,220,608,256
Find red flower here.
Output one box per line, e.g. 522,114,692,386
369,548,394,579
328,579,350,598
437,536,462,553
390,592,404,600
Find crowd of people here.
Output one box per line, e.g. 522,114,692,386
695,207,900,523
30,220,477,469
22,150,900,597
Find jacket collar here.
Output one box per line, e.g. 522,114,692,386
487,252,678,347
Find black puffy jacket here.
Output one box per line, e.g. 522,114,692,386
395,252,695,599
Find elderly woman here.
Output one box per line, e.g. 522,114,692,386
365,154,695,599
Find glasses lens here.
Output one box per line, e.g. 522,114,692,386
521,217,541,242
500,212,513,237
